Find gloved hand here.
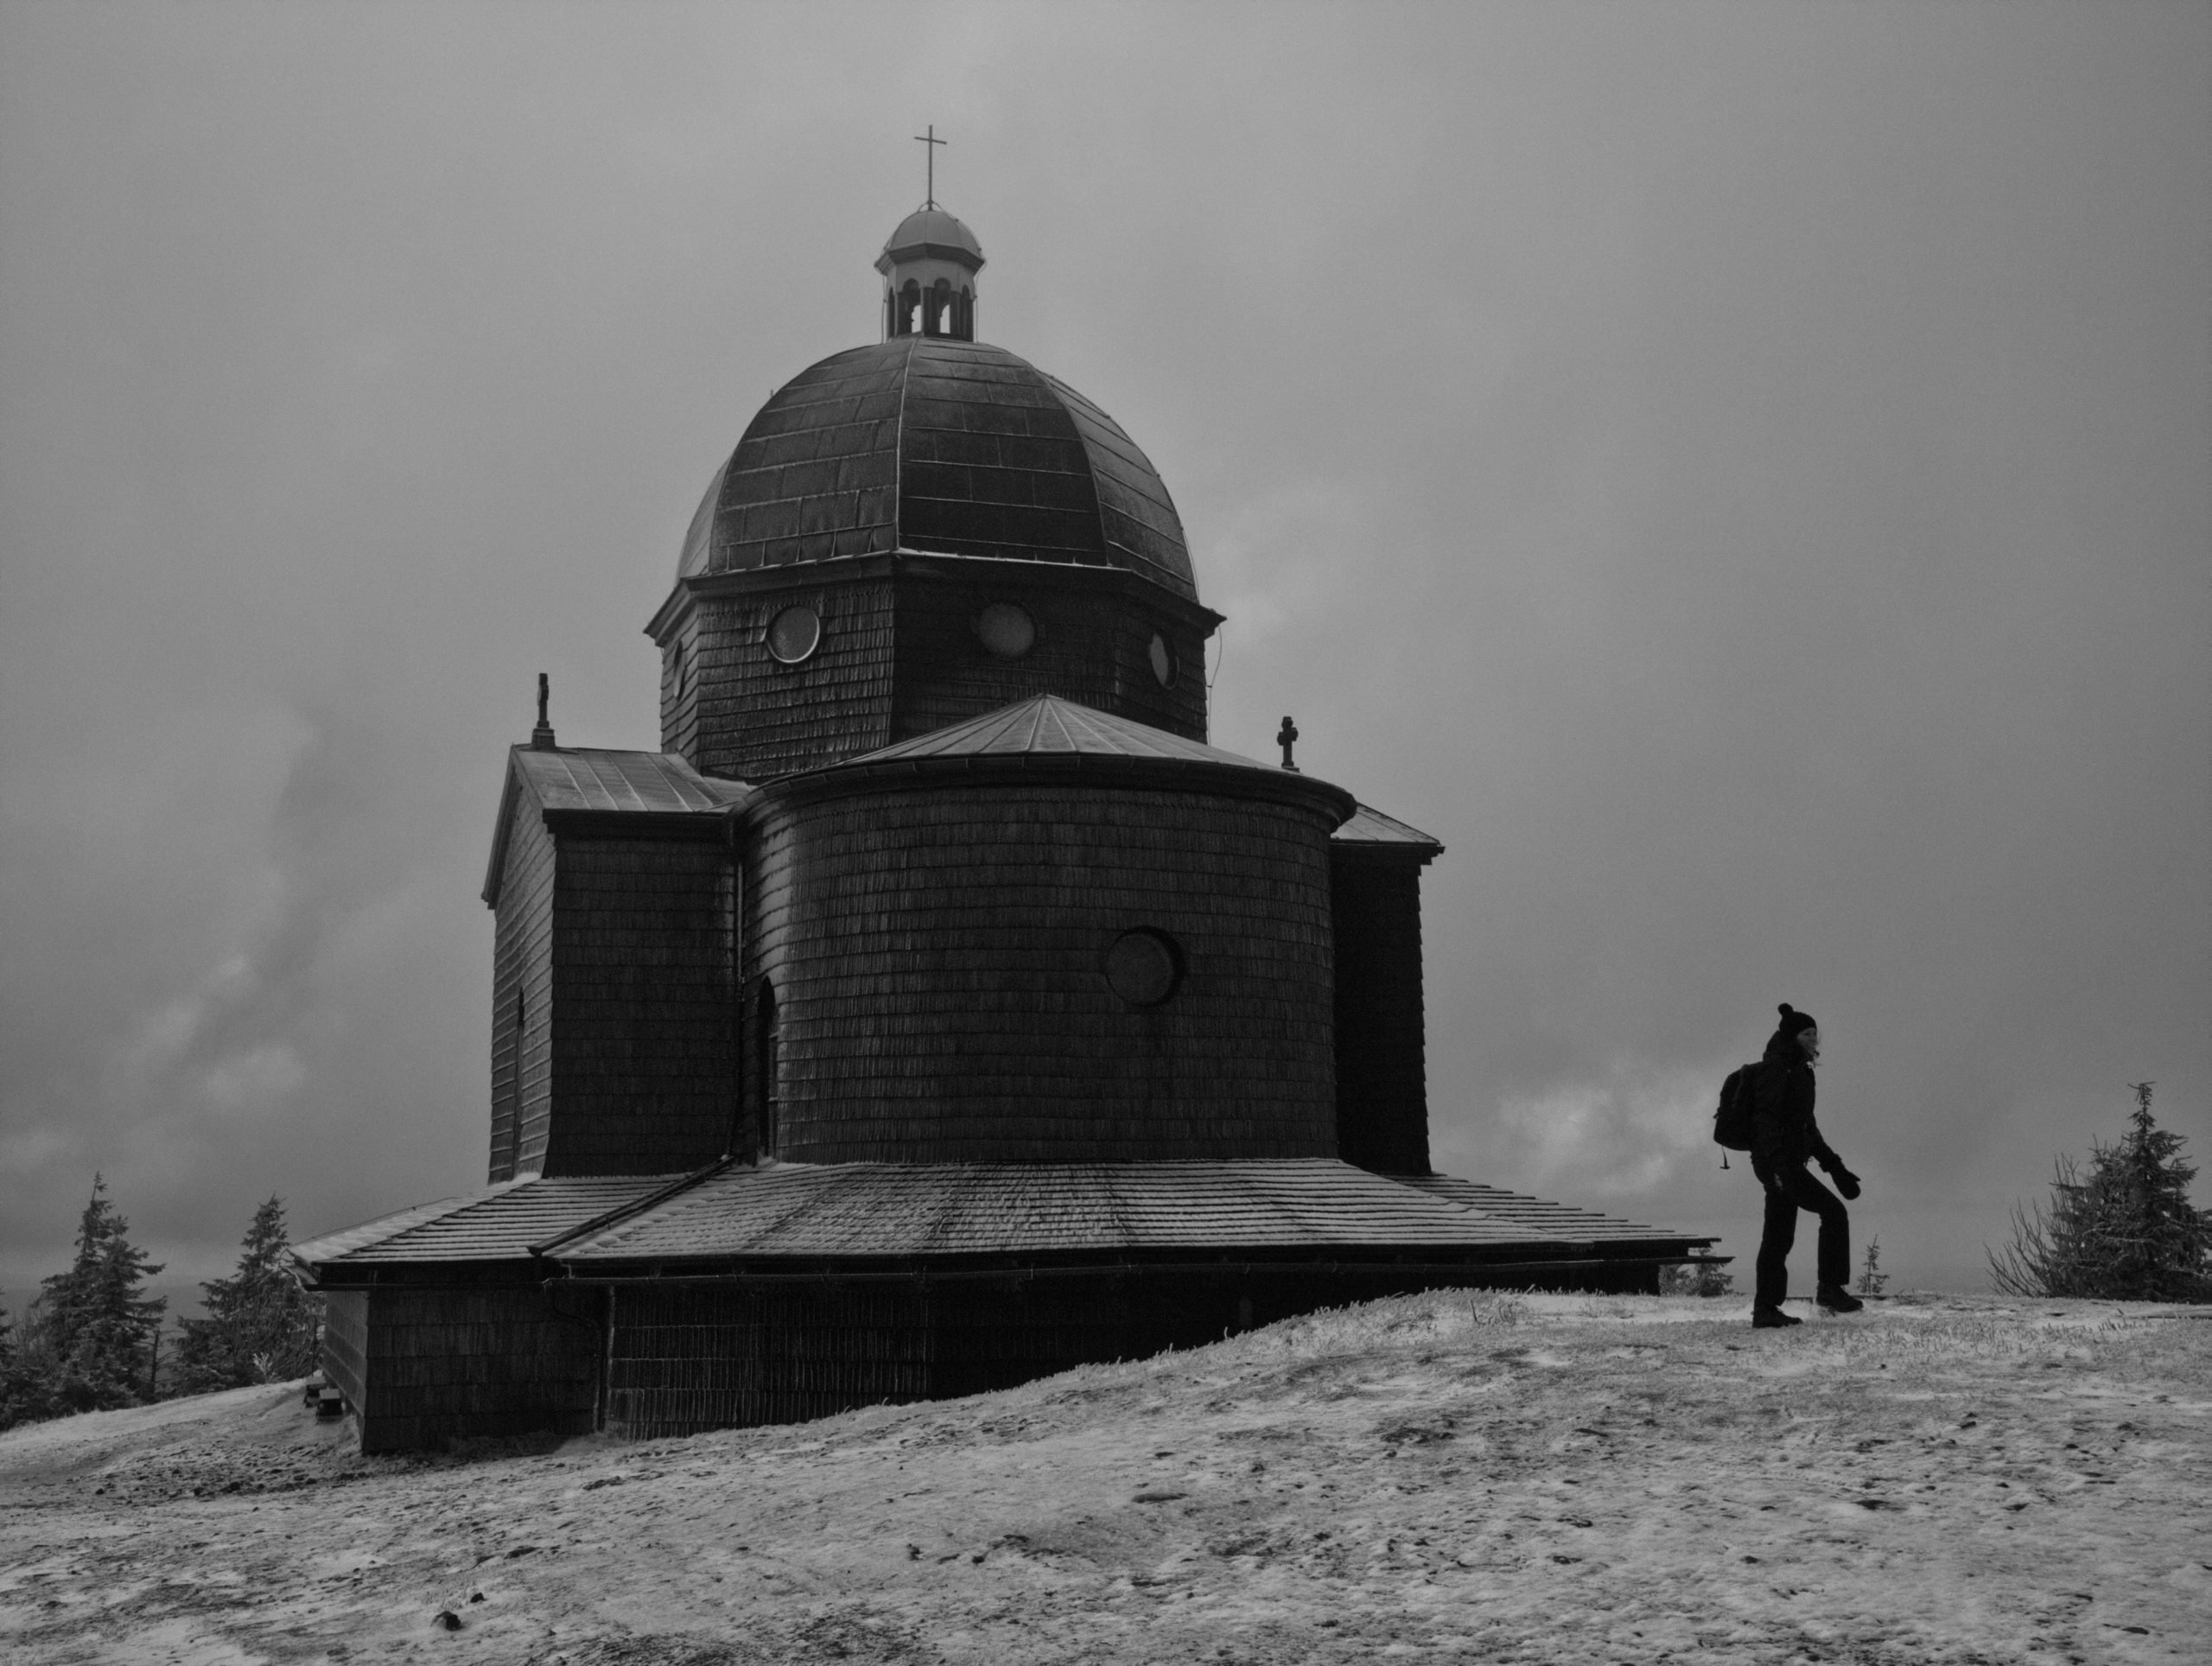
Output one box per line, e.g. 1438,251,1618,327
1833,1168,1862,1201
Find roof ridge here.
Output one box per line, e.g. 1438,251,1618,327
529,1157,739,1257
889,334,914,552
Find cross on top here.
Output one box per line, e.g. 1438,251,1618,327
914,124,946,209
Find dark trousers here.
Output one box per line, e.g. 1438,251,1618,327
1751,1155,1850,1309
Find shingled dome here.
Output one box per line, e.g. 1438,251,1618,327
676,337,1197,601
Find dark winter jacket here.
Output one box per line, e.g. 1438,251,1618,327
1750,1028,1841,1171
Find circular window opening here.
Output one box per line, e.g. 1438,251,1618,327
976,601,1036,659
1147,632,1176,688
766,605,823,664
1103,929,1183,1008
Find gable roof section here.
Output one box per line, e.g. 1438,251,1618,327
545,1159,1591,1270
482,747,752,905
293,1174,690,1274
1332,801,1445,855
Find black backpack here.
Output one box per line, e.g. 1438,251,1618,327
1713,1061,1762,1164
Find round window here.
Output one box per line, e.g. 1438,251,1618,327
1103,929,1183,1008
766,605,822,664
1147,633,1176,688
976,602,1036,658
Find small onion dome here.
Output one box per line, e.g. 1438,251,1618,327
677,337,1197,601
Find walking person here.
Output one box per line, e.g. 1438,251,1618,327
1750,1004,1864,1328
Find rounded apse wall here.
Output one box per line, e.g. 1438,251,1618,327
743,774,1342,1163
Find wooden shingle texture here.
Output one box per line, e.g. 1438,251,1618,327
480,747,747,1180
550,1159,1583,1268
294,1173,685,1269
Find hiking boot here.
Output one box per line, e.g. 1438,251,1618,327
1818,1287,1865,1314
1751,1307,1802,1329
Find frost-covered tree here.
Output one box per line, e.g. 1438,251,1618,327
16,1176,168,1418
1660,1259,1734,1297
172,1196,321,1393
1855,1236,1891,1299
1990,1084,2212,1302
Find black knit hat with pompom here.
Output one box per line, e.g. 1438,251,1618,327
1777,1003,1818,1036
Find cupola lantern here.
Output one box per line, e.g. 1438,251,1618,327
878,206,983,340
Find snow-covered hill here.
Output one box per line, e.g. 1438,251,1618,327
3,1292,2206,1663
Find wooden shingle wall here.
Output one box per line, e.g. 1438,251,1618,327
890,572,1207,745
1331,853,1433,1176
658,614,702,766
542,830,738,1176
492,802,557,1182
691,580,896,782
744,782,1339,1163
321,1285,601,1455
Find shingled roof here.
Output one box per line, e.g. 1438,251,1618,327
293,1173,690,1274
543,1159,1586,1271
1396,1176,1713,1247
295,1165,1713,1281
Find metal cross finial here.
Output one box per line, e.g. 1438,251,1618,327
914,124,946,209
1277,715,1300,773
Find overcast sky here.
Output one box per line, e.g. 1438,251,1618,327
3,2,2205,1303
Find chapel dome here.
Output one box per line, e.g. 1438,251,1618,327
676,335,1196,601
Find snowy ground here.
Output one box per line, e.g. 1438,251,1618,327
2,1291,2207,1664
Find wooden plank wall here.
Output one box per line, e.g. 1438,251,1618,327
607,1283,932,1438
744,783,1339,1162
321,1289,370,1415
341,1286,601,1455
602,1260,1665,1441
1330,854,1433,1176
493,802,558,1181
889,573,1208,744
543,832,738,1176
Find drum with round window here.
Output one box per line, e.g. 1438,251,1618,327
766,605,823,664
976,602,1036,658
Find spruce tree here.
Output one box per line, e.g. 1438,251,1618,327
0,1294,27,1431
1990,1084,2212,1301
173,1197,322,1392
22,1176,167,1415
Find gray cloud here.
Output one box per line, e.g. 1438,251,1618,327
2,3,2204,1297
